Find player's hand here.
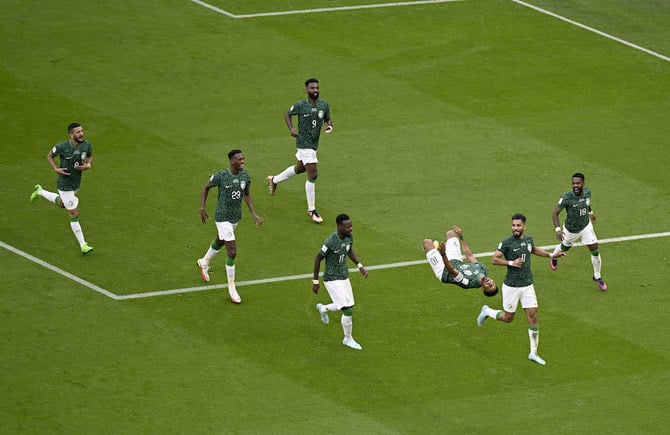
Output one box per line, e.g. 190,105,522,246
590,213,596,224
554,251,568,259
555,230,564,241
289,128,298,138
253,214,264,226
55,168,70,176
312,283,320,294
359,266,368,279
200,209,209,224
324,125,333,134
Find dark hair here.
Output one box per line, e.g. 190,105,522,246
484,286,499,297
572,172,585,181
305,78,319,87
228,149,242,160
336,213,350,224
67,123,81,133
511,213,526,223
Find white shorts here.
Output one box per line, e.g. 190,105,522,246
426,237,463,280
58,190,79,210
561,221,598,247
323,278,355,309
295,148,318,164
501,283,537,313
215,221,238,242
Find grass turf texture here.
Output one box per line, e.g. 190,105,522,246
1,0,669,432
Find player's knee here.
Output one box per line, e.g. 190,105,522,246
294,164,306,174
591,249,599,256
341,306,353,316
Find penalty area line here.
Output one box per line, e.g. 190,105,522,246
0,241,120,300
511,0,670,62
4,231,669,301
122,231,670,299
189,0,463,19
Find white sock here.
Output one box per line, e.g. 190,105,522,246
528,328,539,354
202,246,219,265
273,166,297,184
591,254,602,279
40,189,59,204
226,264,236,286
70,220,86,246
305,180,316,211
486,307,501,320
341,314,353,340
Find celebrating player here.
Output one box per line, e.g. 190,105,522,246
30,122,94,254
196,149,263,304
423,225,498,296
266,78,333,223
550,172,607,291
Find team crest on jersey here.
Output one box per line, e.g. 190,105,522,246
527,244,532,252
240,181,246,190
318,110,324,119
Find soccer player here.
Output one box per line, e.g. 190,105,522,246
30,122,94,254
313,214,368,350
422,225,498,296
477,214,566,366
266,78,333,223
550,172,607,291
197,149,264,304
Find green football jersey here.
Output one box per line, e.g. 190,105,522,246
442,260,488,289
498,235,535,287
210,169,251,223
288,98,331,150
319,231,352,282
557,187,591,233
51,140,93,191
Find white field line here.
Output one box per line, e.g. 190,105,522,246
3,232,669,300
188,0,463,19
189,0,669,62
0,241,120,300
511,0,670,62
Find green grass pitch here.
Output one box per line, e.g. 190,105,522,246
1,0,669,432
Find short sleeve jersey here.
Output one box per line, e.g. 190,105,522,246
497,235,535,287
51,140,93,191
319,231,352,282
442,260,488,289
209,168,251,223
556,187,592,233
288,99,331,150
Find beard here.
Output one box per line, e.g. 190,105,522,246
309,91,319,100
